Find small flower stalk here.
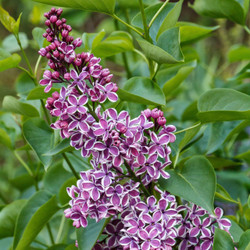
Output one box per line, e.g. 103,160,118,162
39,8,234,250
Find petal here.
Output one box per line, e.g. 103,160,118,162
107,92,118,102
79,121,89,132
159,134,170,144
189,227,200,237
151,239,160,248
68,95,78,105
110,146,119,156
94,142,106,150
214,207,223,219
79,95,88,105
100,119,108,129
94,128,105,136
139,229,148,240
107,108,117,119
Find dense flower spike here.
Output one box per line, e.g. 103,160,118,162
40,8,234,250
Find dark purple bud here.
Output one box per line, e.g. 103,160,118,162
67,25,72,31
64,73,71,81
54,40,60,47
49,43,56,50
101,68,110,77
56,20,62,26
151,108,160,119
53,50,59,57
52,91,59,100
62,30,69,38
157,117,166,126
61,18,66,23
48,61,56,69
159,110,164,117
73,38,82,48
44,12,49,18
47,97,54,105
60,121,68,129
45,20,51,26
66,36,74,43
74,58,82,66
51,7,56,13
50,15,57,23
120,125,127,134
46,53,52,59
38,48,47,57
57,8,63,15
112,83,118,92
43,33,48,38
47,36,53,42
142,108,151,118
52,71,60,79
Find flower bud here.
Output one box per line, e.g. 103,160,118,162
45,20,51,26
142,108,151,118
64,73,71,81
151,108,160,119
53,50,60,57
52,71,60,79
38,48,47,57
52,91,60,100
157,117,166,126
73,38,82,48
50,15,57,23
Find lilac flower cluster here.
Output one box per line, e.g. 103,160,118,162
39,8,233,250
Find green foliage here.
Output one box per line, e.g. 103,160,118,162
159,156,216,214
77,218,110,250
213,228,235,250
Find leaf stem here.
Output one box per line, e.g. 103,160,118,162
86,103,99,122
34,55,42,77
111,14,143,36
16,35,33,73
148,0,169,29
46,223,55,245
14,150,33,176
174,122,201,135
244,25,250,34
62,153,79,179
56,214,66,243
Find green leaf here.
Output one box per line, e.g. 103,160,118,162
58,177,76,205
118,77,166,106
159,156,216,214
2,96,39,117
191,0,249,25
13,13,22,36
92,31,133,58
0,128,12,149
158,60,196,97
23,118,54,169
213,228,235,250
239,230,250,250
27,86,60,100
176,22,219,44
32,27,46,49
43,163,74,198
215,184,239,204
207,156,242,169
229,219,244,242
230,63,250,81
15,73,35,97
77,218,110,250
82,30,106,51
33,0,116,14
45,139,73,156
0,53,21,72
137,27,184,64
198,88,250,123
228,45,250,62
0,200,27,239
0,6,17,33
14,190,59,250
132,1,183,42
2,33,29,53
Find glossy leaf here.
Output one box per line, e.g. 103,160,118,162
159,156,216,214
0,200,27,239
213,228,235,250
82,30,106,51
132,1,183,42
207,156,242,169
0,53,21,72
27,86,61,100
198,88,250,122
191,0,249,25
77,218,110,250
45,139,73,156
137,27,184,64
14,191,59,250
176,22,219,44
33,0,116,14
15,72,35,97
118,77,165,106
228,45,250,62
215,184,239,204
229,219,244,243
43,163,73,197
230,63,250,81
2,96,39,117
239,230,250,250
59,177,76,205
157,60,196,97
23,118,54,169
92,31,133,58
